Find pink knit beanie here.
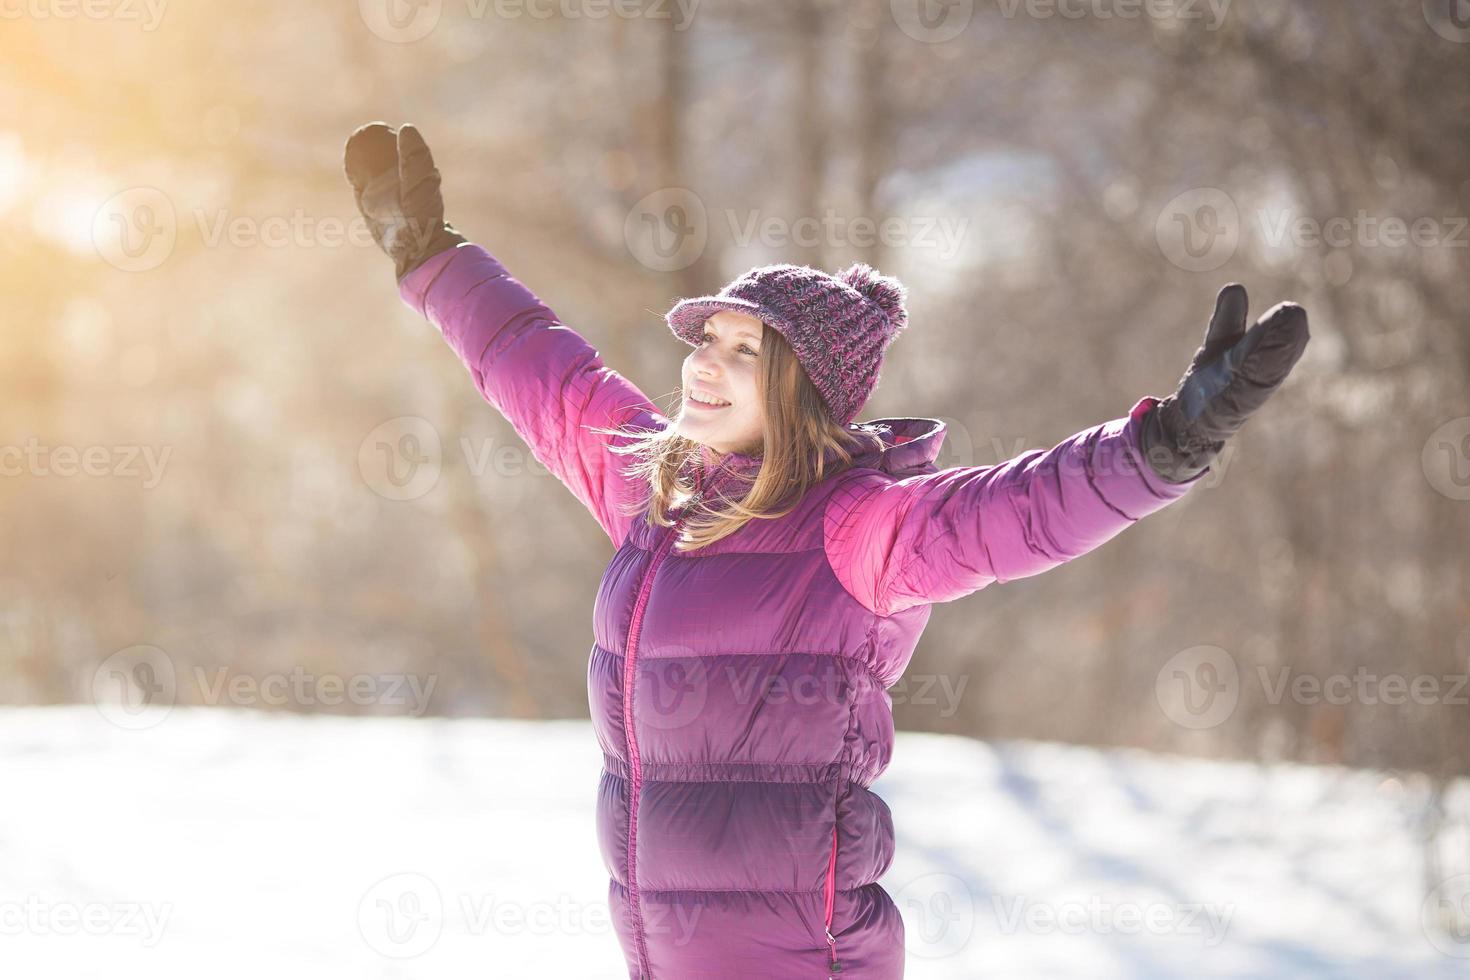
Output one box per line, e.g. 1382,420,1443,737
665,262,909,426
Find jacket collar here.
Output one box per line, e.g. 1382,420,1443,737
691,417,948,496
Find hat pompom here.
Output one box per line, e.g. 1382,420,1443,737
839,263,908,335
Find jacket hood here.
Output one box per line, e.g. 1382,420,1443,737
694,417,947,495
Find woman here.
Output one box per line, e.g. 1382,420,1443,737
344,122,1308,979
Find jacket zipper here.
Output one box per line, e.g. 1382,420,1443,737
824,823,842,974
622,487,700,978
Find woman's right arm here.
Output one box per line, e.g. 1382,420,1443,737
344,121,662,548
399,242,663,550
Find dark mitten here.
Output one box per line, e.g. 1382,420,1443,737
344,121,467,281
1140,283,1310,483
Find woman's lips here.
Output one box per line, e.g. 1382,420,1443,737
686,398,729,411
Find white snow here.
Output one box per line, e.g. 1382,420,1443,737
1,706,1466,978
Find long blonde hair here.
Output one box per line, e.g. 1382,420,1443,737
595,323,885,552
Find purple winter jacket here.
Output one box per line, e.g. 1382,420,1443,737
399,244,1204,979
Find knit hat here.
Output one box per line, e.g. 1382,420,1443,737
665,262,909,426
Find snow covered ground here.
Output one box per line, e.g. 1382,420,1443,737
1,706,1466,978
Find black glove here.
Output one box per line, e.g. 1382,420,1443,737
1140,284,1310,483
344,121,467,282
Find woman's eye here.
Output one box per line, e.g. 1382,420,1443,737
699,333,757,356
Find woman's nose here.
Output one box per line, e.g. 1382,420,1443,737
692,349,720,377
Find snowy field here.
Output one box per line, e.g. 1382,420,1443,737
2,706,1467,979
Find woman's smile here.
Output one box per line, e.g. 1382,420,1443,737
674,310,765,453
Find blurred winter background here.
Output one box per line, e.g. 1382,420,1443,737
2,0,1469,976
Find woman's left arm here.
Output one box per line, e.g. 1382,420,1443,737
825,397,1199,617
825,284,1309,617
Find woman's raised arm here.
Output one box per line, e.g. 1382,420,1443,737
399,244,660,548
825,285,1309,617
825,397,1201,617
346,121,660,548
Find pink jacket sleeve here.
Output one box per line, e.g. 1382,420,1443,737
398,243,661,548
824,397,1206,617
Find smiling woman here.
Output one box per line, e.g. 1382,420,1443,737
349,121,1307,980
673,310,766,455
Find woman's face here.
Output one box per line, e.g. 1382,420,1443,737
674,310,766,456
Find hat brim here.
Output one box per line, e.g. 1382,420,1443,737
666,296,771,346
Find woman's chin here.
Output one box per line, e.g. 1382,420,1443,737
674,415,713,439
